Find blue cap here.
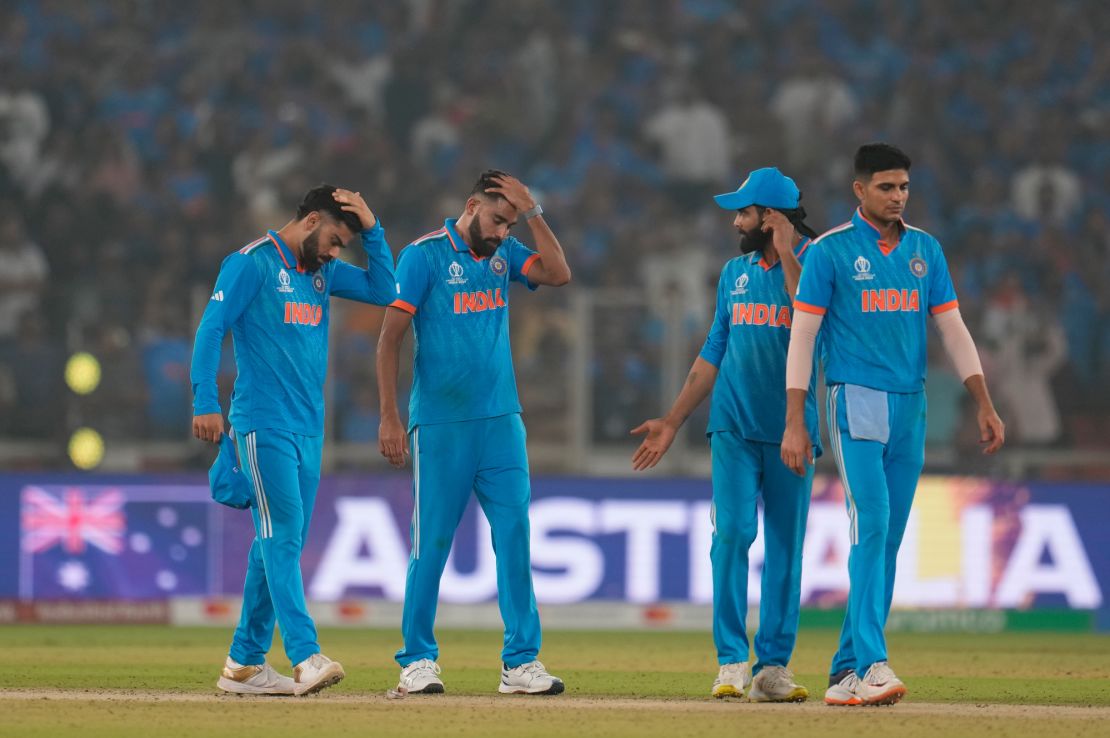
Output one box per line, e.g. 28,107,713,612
713,167,801,211
208,434,253,510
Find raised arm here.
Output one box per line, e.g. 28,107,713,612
327,189,397,304
763,209,802,301
486,173,571,287
190,253,262,442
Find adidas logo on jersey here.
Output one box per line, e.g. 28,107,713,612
211,291,224,302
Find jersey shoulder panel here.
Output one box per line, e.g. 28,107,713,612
810,221,857,247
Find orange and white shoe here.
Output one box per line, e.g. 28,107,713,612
824,669,862,706
854,662,906,706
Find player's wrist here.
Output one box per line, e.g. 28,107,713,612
520,202,542,220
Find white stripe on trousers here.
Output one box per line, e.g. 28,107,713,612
827,386,859,545
412,427,420,560
244,432,273,539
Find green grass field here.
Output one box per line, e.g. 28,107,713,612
2,625,1108,738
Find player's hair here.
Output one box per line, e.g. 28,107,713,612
295,184,362,232
854,143,912,178
469,169,511,202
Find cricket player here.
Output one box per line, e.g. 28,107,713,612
781,143,1005,705
191,185,396,696
631,168,821,701
377,170,572,695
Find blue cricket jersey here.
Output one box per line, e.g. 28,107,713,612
794,208,959,393
191,223,396,436
391,219,539,430
699,241,821,451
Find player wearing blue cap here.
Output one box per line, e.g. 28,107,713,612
191,185,396,696
377,170,572,696
632,167,821,701
782,143,1005,706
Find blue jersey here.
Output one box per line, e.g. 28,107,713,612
794,208,959,393
191,224,396,436
699,242,821,450
391,219,539,430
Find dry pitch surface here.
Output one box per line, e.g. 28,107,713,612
2,626,1107,738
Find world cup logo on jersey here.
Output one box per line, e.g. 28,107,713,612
730,273,749,295
277,268,294,293
490,256,507,275
447,261,467,285
852,256,875,281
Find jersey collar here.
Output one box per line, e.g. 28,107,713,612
267,229,303,273
756,237,811,270
444,218,486,261
852,208,905,257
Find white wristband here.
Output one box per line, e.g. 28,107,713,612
521,203,543,220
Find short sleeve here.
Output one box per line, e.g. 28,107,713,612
698,270,730,367
927,241,959,315
794,241,834,315
390,244,432,314
507,237,540,290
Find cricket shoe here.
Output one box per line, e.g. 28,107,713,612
399,658,445,694
824,669,862,706
217,657,295,695
293,653,345,696
711,662,750,698
498,660,565,695
854,661,906,706
749,665,808,702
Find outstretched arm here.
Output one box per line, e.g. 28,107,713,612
630,357,718,471
486,173,571,287
377,306,413,467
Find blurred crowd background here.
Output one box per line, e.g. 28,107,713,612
0,0,1107,476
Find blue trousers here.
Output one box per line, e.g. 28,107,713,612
710,432,813,672
396,413,541,668
229,428,322,668
826,384,925,676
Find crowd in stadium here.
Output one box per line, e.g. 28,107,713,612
0,0,1106,468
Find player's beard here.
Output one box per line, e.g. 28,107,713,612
737,225,772,254
301,227,326,271
468,217,502,258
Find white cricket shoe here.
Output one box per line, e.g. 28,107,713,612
293,652,345,696
498,660,565,695
854,661,906,706
216,657,295,695
711,662,750,698
399,658,445,694
824,669,862,706
749,665,808,702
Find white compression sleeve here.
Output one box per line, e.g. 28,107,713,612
933,308,983,381
786,310,823,390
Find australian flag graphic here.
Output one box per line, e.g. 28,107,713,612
19,484,220,599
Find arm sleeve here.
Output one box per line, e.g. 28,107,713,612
793,241,834,316
933,308,983,381
389,243,431,315
508,237,540,290
190,253,263,415
927,243,959,315
698,272,730,368
786,310,824,390
328,221,397,305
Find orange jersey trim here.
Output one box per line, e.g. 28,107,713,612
930,299,959,315
390,299,417,315
521,253,540,276
794,300,827,315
